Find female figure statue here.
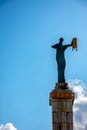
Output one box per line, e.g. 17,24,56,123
51,38,72,83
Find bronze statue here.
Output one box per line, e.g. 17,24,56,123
51,37,72,83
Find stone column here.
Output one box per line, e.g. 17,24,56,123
49,83,74,130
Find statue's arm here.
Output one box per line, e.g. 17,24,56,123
64,43,72,50
51,44,58,49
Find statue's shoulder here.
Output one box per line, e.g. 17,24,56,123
52,43,59,49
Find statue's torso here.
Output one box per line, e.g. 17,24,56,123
56,46,65,63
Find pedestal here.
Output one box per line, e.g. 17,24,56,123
49,83,74,130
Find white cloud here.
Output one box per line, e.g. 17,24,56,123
0,123,17,130
68,79,87,130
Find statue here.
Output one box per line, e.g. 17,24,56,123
51,37,77,83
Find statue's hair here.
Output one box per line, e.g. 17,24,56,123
59,37,64,42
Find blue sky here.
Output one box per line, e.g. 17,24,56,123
0,0,87,130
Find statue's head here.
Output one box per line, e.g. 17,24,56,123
59,37,64,43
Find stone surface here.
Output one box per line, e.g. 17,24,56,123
49,83,74,130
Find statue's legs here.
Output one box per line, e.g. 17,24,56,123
58,60,66,83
